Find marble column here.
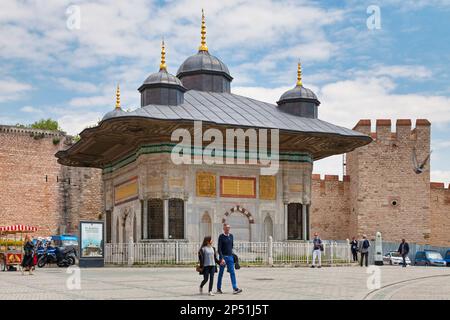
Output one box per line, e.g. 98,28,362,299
302,204,307,240
284,203,288,240
163,199,169,239
143,199,148,239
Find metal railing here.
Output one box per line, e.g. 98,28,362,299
105,239,352,266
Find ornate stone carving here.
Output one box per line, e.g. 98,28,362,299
196,172,216,197
259,175,276,200
220,176,256,198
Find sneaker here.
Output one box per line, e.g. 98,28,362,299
216,289,223,294
233,288,243,294
209,292,215,296
199,287,203,294
318,266,322,268
310,265,315,268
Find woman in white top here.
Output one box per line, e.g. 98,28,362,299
198,236,220,296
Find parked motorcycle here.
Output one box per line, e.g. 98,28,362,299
37,246,76,268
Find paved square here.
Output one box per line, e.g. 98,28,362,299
1,266,449,300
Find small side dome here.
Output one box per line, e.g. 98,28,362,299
138,40,186,106
277,62,320,119
142,69,184,87
176,10,232,93
102,85,127,121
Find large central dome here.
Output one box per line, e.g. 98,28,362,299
177,50,232,80
176,10,232,93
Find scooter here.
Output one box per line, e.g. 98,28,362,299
37,246,76,268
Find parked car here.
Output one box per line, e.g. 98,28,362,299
383,251,411,265
444,250,450,267
414,250,446,266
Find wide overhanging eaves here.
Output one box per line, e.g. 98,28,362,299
55,115,372,169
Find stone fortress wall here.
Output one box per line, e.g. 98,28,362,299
0,125,102,236
0,120,448,246
310,119,450,246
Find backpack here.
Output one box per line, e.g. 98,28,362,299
362,240,369,249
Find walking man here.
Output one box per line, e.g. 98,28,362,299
398,239,410,267
359,235,370,267
216,224,242,294
350,237,358,262
311,232,323,268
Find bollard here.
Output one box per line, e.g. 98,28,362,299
268,236,273,265
128,236,134,266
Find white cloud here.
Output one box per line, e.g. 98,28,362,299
432,139,450,152
0,78,32,103
318,76,450,128
57,111,102,135
56,78,98,94
361,65,432,80
313,155,344,178
20,106,42,113
68,95,111,108
0,0,343,71
431,171,450,186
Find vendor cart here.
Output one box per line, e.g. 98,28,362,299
0,225,38,271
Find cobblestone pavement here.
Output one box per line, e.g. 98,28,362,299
0,266,449,300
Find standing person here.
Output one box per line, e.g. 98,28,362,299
216,224,242,294
350,237,359,262
311,233,323,268
359,235,370,267
397,239,410,267
21,235,34,275
198,236,220,296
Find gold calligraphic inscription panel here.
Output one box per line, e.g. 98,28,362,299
260,175,276,200
220,177,256,198
114,177,138,205
196,172,216,197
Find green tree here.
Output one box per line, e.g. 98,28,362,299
30,118,60,131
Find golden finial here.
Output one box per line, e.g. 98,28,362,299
115,84,121,109
160,39,167,71
296,61,302,86
199,9,208,52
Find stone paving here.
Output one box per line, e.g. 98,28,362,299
0,266,449,300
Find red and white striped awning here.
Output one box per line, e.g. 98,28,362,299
0,225,38,233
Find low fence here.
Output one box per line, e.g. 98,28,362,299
105,240,352,266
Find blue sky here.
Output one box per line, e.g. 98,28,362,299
1,0,449,183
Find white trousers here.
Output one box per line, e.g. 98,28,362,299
312,249,321,266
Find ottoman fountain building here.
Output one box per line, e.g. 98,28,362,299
56,12,371,243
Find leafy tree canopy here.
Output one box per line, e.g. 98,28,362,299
30,118,60,131
15,118,60,131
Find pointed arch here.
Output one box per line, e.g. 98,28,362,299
222,206,253,242
200,211,212,240
263,215,273,241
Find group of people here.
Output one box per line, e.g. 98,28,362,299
197,223,243,296
350,235,371,267
350,236,410,267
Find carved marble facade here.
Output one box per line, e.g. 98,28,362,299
103,152,312,243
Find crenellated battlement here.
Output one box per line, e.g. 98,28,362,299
430,182,450,190
0,125,65,138
312,174,350,182
352,119,431,142
312,174,350,197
